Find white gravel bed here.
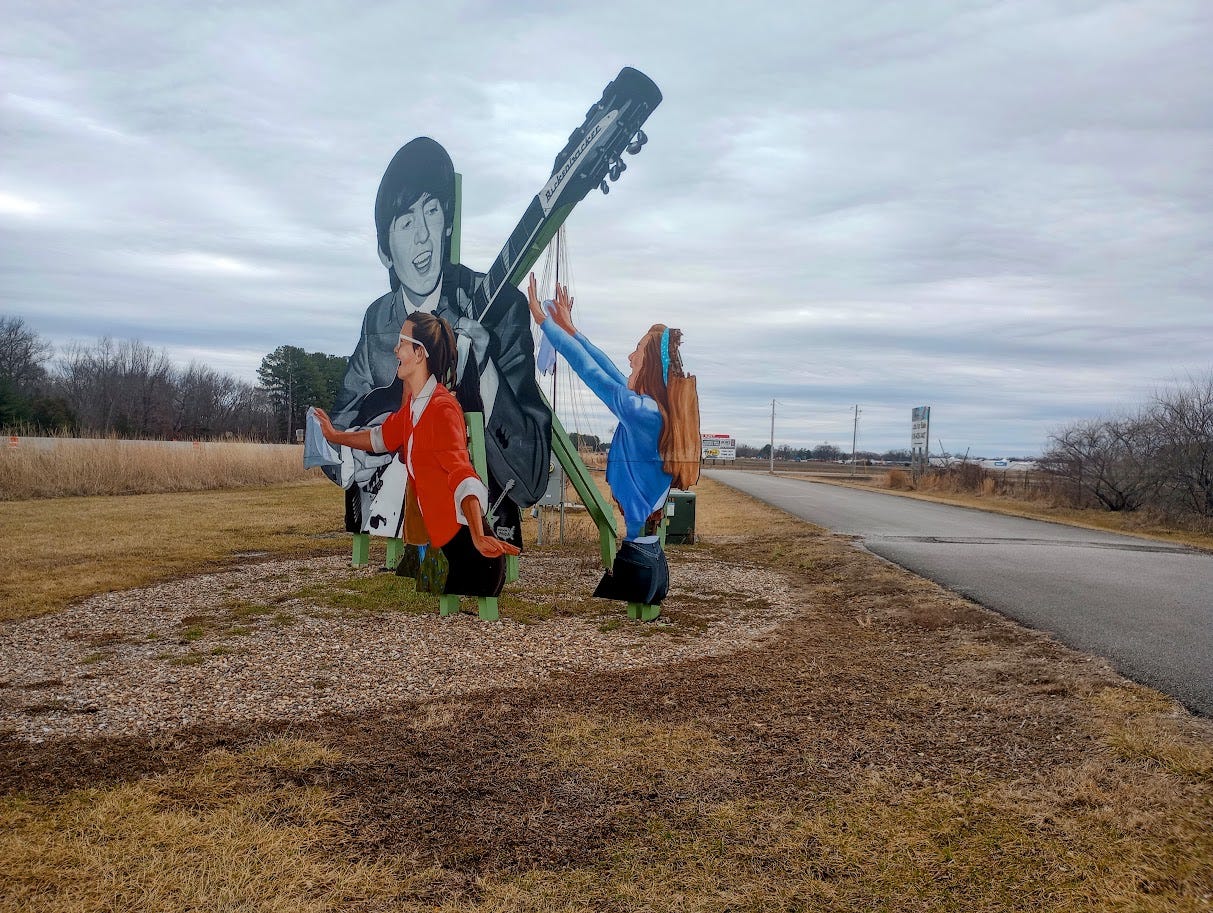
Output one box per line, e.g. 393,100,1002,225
0,550,805,744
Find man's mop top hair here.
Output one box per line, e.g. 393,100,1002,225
376,137,456,290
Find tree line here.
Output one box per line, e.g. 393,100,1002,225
1,315,346,442
1042,373,1213,519
733,442,913,463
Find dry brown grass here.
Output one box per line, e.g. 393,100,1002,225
539,712,727,793
886,466,913,490
0,479,345,622
3,477,1213,911
0,738,421,913
0,438,315,500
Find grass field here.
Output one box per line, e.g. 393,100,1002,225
0,479,346,622
2,478,1212,911
0,437,314,500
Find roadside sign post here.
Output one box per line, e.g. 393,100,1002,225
911,406,931,481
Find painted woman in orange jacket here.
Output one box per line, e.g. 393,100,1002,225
313,312,518,596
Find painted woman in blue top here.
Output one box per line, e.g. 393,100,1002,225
527,275,700,605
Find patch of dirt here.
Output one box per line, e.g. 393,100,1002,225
0,549,800,743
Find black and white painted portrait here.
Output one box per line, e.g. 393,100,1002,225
328,137,552,544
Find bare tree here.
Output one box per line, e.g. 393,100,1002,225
1152,374,1213,517
56,337,174,436
1042,413,1162,511
0,315,53,393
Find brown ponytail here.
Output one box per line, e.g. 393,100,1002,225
633,325,701,489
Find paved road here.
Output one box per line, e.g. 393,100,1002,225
706,470,1213,717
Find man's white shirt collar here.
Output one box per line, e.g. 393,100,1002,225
398,283,443,316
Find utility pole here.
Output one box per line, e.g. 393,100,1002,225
769,398,775,474
850,404,860,478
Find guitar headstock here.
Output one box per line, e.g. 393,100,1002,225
538,67,662,216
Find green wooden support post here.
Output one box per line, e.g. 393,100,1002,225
465,411,488,489
351,532,370,567
439,594,461,617
450,172,461,266
628,602,661,622
384,537,405,569
463,411,519,586
477,597,500,621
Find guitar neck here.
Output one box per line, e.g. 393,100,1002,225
473,195,574,322
470,68,662,321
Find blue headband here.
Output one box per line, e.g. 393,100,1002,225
660,328,671,385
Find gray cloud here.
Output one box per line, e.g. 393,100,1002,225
2,0,1210,455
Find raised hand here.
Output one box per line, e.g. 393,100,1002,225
552,283,577,336
526,273,546,324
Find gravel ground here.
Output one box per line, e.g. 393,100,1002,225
0,550,804,744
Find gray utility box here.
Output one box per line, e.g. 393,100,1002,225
665,489,697,545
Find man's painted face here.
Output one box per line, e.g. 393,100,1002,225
388,193,445,299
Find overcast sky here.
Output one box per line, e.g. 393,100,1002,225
2,0,1210,455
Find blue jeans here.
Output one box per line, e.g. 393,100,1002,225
593,538,670,605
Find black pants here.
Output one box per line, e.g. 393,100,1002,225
399,528,505,598
593,539,669,605
440,525,506,596
400,525,506,598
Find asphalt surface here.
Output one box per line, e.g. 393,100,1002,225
705,470,1213,717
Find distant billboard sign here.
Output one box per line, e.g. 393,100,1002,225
702,433,736,461
911,406,930,473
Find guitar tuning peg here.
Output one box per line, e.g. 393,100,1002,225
600,180,610,195
636,129,648,146
626,141,642,155
626,130,648,155
609,163,621,181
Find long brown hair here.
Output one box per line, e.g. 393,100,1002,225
633,324,701,489
401,311,458,389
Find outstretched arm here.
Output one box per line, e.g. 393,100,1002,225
528,275,627,386
527,274,635,416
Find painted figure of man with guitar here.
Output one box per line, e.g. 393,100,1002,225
329,137,548,547
325,67,664,591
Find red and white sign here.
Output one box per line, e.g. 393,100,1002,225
701,433,736,461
